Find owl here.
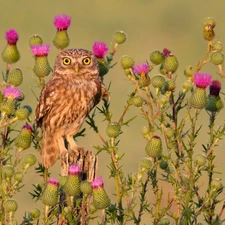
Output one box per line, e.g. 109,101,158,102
35,49,110,168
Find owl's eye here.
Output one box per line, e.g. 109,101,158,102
82,57,91,65
63,57,71,65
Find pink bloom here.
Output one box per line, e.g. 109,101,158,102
3,85,21,99
6,29,19,45
210,80,221,96
92,42,108,58
194,73,212,88
91,176,104,189
54,14,71,30
163,48,171,57
31,44,50,57
48,178,59,186
23,124,33,132
68,164,81,175
132,62,149,75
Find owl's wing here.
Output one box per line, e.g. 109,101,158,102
35,78,62,127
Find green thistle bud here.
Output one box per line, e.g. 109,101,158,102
33,56,51,77
159,64,167,75
151,75,166,89
150,50,164,65
89,203,97,214
184,65,194,79
131,96,144,107
106,122,121,138
203,17,216,28
2,165,15,180
124,68,131,76
4,199,18,213
63,165,81,197
97,58,109,78
211,52,224,65
162,55,179,73
141,126,151,139
165,128,174,138
15,124,32,151
159,217,170,225
2,45,20,64
189,87,207,109
113,31,126,44
92,177,110,209
14,171,23,183
41,178,59,206
80,181,92,195
213,41,223,51
138,74,150,87
29,35,43,47
160,95,169,106
29,208,41,220
159,161,168,170
23,154,37,167
59,176,67,186
53,30,70,50
121,55,135,69
1,99,15,115
139,158,152,171
7,68,23,86
145,135,162,158
205,95,224,112
15,105,32,120
164,79,176,92
182,80,193,93
194,154,207,167
203,25,215,41
211,179,223,192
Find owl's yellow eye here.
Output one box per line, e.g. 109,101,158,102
63,57,71,65
82,57,91,65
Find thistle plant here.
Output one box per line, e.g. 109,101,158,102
1,14,225,225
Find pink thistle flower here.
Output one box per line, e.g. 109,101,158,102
31,44,50,57
92,42,108,58
48,178,59,186
91,176,104,189
3,85,21,99
132,62,149,75
210,80,221,96
54,14,71,31
68,164,81,175
194,73,212,88
5,29,19,45
22,124,33,132
163,48,171,57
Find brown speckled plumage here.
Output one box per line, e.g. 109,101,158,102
35,49,109,168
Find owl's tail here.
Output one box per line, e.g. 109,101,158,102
42,132,59,168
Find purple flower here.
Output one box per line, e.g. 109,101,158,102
23,124,33,132
210,80,221,96
194,73,212,88
31,44,50,57
3,85,21,99
48,178,59,186
163,48,171,57
132,62,149,75
91,176,104,189
92,42,108,58
68,164,81,175
54,14,71,30
6,29,19,45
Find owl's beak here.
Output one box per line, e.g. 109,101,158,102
74,63,79,73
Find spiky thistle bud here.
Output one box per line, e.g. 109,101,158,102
212,41,223,51
162,55,179,73
14,171,23,183
139,158,152,172
31,44,51,78
194,154,207,167
150,50,164,65
106,122,121,138
184,65,194,80
2,165,14,180
211,179,223,192
203,17,216,28
91,177,110,209
4,199,18,213
15,105,32,120
131,96,144,107
159,160,168,170
63,164,81,197
29,208,41,220
203,24,215,41
211,51,224,65
15,124,32,151
29,34,43,47
206,80,223,112
80,181,92,195
6,68,23,86
41,178,59,206
190,73,211,109
2,29,20,64
113,31,126,44
121,55,135,69
182,80,193,93
53,14,71,50
159,217,170,225
145,135,162,158
23,154,37,168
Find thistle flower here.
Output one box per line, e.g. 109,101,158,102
210,80,221,96
163,48,171,57
194,73,212,88
91,177,104,189
3,85,21,99
6,29,19,45
31,44,50,57
132,62,149,75
93,42,108,58
54,14,71,31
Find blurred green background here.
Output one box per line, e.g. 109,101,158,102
1,0,225,223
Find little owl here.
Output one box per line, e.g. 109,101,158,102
35,48,110,168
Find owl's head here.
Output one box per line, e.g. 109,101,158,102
54,48,99,77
